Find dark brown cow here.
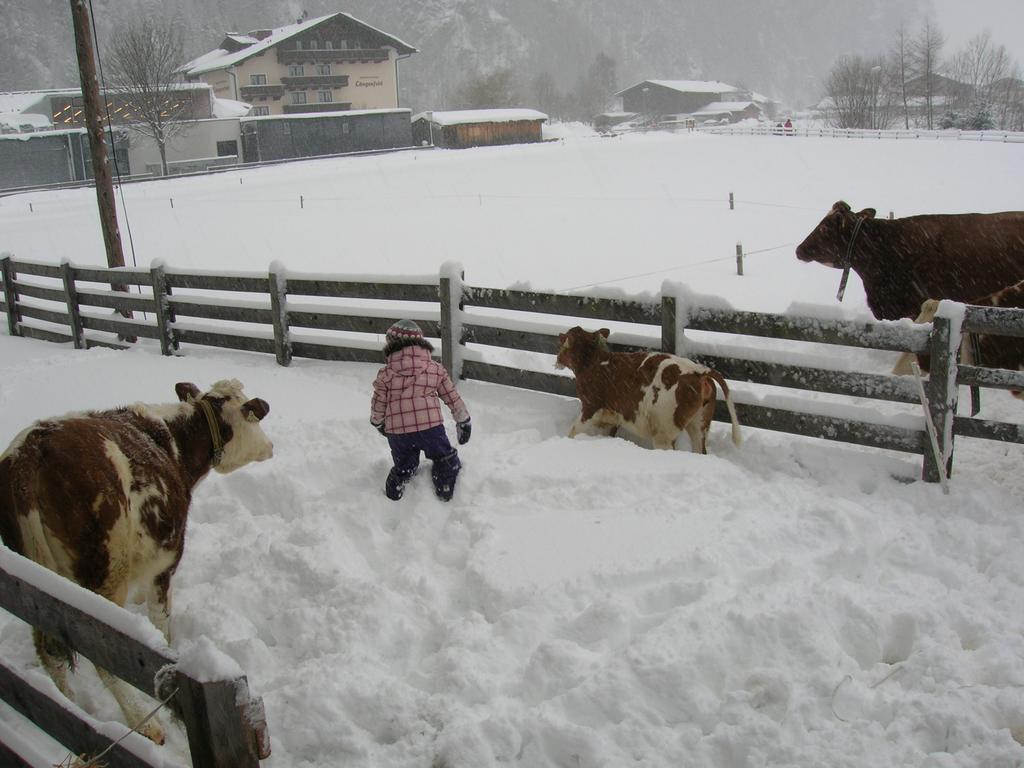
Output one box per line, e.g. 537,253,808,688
893,283,1024,399
0,379,273,744
556,326,741,452
796,201,1024,320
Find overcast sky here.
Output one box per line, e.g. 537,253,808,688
930,0,1024,64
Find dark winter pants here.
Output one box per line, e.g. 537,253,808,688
385,425,461,501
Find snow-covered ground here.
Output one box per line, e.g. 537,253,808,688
1,126,1023,768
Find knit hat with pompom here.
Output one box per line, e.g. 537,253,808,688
386,319,424,341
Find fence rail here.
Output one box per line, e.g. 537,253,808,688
0,548,268,767
2,253,1024,483
698,124,1024,142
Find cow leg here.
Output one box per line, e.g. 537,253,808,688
146,570,173,641
569,409,618,438
33,628,74,699
95,666,167,745
684,396,716,454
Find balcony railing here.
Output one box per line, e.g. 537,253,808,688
280,75,350,89
277,48,389,65
240,84,285,100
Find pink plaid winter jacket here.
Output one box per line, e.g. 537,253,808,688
371,346,469,434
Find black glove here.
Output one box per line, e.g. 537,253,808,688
372,421,386,436
456,419,472,445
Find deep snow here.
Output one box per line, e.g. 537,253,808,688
1,126,1023,768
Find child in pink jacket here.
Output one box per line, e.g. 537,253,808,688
371,320,471,501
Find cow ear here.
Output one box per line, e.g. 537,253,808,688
242,398,270,422
558,333,567,343
832,201,851,214
858,208,876,219
599,328,611,338
175,382,201,402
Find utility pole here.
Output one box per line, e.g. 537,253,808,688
70,0,125,271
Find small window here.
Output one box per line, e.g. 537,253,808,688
291,91,307,105
216,140,238,157
317,90,332,103
251,106,270,116
342,121,350,134
309,39,319,49
324,40,334,50
289,65,304,77
249,73,267,85
339,39,348,49
317,64,331,76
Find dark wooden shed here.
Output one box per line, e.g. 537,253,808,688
412,109,547,149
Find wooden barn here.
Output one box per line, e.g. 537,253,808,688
412,109,547,149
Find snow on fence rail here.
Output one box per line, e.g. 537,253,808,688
698,124,1024,143
0,547,270,767
2,254,1023,484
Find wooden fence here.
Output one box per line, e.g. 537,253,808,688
0,548,270,767
2,253,1024,486
698,124,1024,142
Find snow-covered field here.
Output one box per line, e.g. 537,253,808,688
1,126,1023,768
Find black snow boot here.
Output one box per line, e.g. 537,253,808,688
431,450,462,502
385,467,415,501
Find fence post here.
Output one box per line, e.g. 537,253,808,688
269,264,292,367
661,293,676,354
735,242,744,276
922,313,958,482
728,192,734,210
1,254,19,337
175,675,264,768
151,263,176,356
440,275,455,376
439,262,466,379
59,260,84,349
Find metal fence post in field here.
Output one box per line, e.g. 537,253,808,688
269,265,292,367
59,260,84,349
1,254,20,337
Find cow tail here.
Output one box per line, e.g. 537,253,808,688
710,371,742,446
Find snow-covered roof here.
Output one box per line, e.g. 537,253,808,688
616,80,740,97
211,97,252,119
412,109,548,126
181,13,417,77
691,101,761,116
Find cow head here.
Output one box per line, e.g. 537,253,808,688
556,326,610,371
176,380,273,473
796,201,877,267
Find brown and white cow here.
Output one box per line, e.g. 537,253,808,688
0,379,273,744
556,326,741,452
893,282,1024,400
796,201,1024,321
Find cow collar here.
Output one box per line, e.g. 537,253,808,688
836,215,866,302
196,398,225,467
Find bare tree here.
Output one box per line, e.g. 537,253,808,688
946,31,1023,130
889,22,913,129
104,13,188,176
576,52,617,122
825,55,895,129
456,68,519,109
911,18,945,129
